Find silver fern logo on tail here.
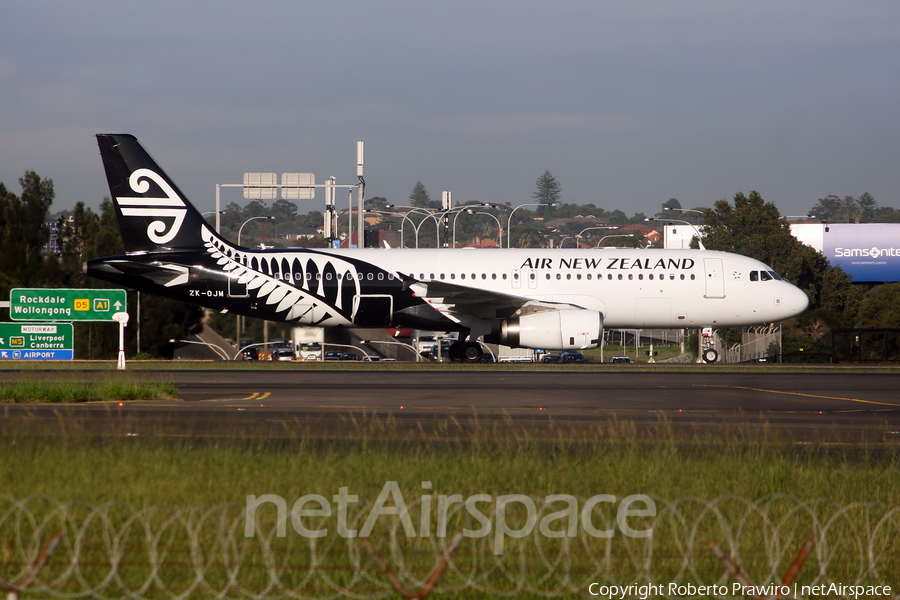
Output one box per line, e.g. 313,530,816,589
116,168,187,244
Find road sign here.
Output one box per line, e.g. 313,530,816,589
9,289,127,321
0,323,74,360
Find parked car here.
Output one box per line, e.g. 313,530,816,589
270,347,295,361
342,352,359,361
362,355,381,362
540,354,561,363
240,347,259,361
323,351,344,361
560,351,586,363
610,356,632,363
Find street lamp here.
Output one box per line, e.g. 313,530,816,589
572,226,618,248
595,233,635,247
322,343,370,360
645,217,706,250
169,339,231,361
362,340,421,362
508,203,557,249
238,216,275,246
462,210,503,248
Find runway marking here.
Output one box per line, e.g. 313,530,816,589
244,393,259,400
701,385,900,408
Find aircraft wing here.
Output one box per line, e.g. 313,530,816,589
408,279,585,323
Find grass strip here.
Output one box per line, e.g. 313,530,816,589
0,379,177,402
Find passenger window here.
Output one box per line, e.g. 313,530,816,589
513,273,519,280
326,273,332,281
367,273,373,280
587,274,592,280
440,273,445,280
648,274,653,280
460,273,466,279
690,274,695,280
576,273,582,280
492,273,497,280
556,273,562,280
638,274,643,280
471,273,476,279
680,274,685,280
750,271,759,282
451,273,456,280
628,274,633,280
566,274,571,280
546,274,551,280
481,274,486,279
608,274,613,280
378,273,384,281
669,274,674,280
502,273,507,280
529,273,535,280
420,273,424,279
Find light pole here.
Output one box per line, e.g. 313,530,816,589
169,339,230,361
238,216,275,246
574,226,617,248
234,340,289,361
465,210,503,248
323,343,370,360
595,233,635,247
362,339,421,362
508,203,556,249
645,217,706,250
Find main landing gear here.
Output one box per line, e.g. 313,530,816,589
448,341,483,363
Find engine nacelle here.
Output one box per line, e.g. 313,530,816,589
486,309,603,350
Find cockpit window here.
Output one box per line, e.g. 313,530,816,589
750,271,759,282
760,271,772,281
768,270,782,280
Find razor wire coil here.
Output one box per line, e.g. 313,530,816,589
1,494,897,599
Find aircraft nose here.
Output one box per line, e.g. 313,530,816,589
786,283,809,317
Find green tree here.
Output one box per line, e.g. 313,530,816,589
702,191,860,321
409,182,438,209
809,194,841,222
0,171,54,284
662,198,681,211
532,170,561,206
857,192,877,222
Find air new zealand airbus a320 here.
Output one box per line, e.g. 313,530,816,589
86,134,809,362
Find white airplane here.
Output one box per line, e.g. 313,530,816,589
86,134,809,362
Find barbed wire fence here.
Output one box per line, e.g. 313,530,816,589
1,494,897,598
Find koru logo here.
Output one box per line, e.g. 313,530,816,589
116,169,187,244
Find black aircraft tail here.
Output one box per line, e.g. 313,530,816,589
96,134,216,253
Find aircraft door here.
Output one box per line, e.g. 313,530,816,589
703,258,725,298
228,271,248,298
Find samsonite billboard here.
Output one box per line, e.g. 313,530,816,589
824,224,900,282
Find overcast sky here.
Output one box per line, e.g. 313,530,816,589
2,1,899,218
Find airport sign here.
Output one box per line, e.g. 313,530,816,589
9,288,127,321
0,323,74,360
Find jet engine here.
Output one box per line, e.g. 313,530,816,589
486,309,603,350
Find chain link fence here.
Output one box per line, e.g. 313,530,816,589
1,494,897,598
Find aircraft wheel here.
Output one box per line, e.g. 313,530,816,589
460,342,483,363
702,348,719,363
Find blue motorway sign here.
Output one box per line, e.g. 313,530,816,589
0,323,74,360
